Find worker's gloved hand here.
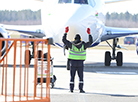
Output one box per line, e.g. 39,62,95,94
87,28,91,34
65,26,69,33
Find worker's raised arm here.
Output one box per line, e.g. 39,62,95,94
84,28,93,49
62,27,72,48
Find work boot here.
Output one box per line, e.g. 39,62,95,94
80,90,85,93
69,90,73,93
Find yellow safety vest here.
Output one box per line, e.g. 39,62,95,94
69,44,86,60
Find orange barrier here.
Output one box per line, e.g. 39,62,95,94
0,38,53,102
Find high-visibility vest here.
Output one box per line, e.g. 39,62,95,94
69,44,86,60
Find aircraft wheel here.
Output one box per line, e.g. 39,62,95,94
105,51,111,66
116,52,123,66
25,50,31,65
51,75,57,88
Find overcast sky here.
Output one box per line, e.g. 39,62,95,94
0,0,137,14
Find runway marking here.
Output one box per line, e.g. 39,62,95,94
96,72,138,75
92,92,138,97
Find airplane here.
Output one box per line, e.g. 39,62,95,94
0,0,138,67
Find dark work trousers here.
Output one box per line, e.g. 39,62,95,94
70,60,84,91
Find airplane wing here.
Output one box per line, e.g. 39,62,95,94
104,0,131,4
102,0,138,41
101,26,138,41
1,24,45,38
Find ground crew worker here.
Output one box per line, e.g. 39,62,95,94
62,27,93,93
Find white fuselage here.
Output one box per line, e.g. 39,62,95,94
41,0,106,46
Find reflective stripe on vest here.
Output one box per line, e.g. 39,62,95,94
69,44,86,60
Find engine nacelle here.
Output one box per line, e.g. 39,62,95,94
0,26,9,56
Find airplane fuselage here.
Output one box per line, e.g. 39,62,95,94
0,0,135,67
41,0,106,47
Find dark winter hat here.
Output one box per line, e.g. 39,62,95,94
75,34,81,40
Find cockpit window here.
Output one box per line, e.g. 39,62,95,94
74,0,88,4
90,0,96,7
58,0,72,3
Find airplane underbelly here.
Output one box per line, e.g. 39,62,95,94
43,20,103,45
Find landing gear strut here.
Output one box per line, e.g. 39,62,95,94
105,38,123,66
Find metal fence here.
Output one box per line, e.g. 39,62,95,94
0,38,53,102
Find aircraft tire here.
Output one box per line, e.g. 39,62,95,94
116,52,123,66
51,82,54,88
105,51,111,66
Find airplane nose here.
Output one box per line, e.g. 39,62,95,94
43,4,85,39
43,4,101,43
45,4,82,29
